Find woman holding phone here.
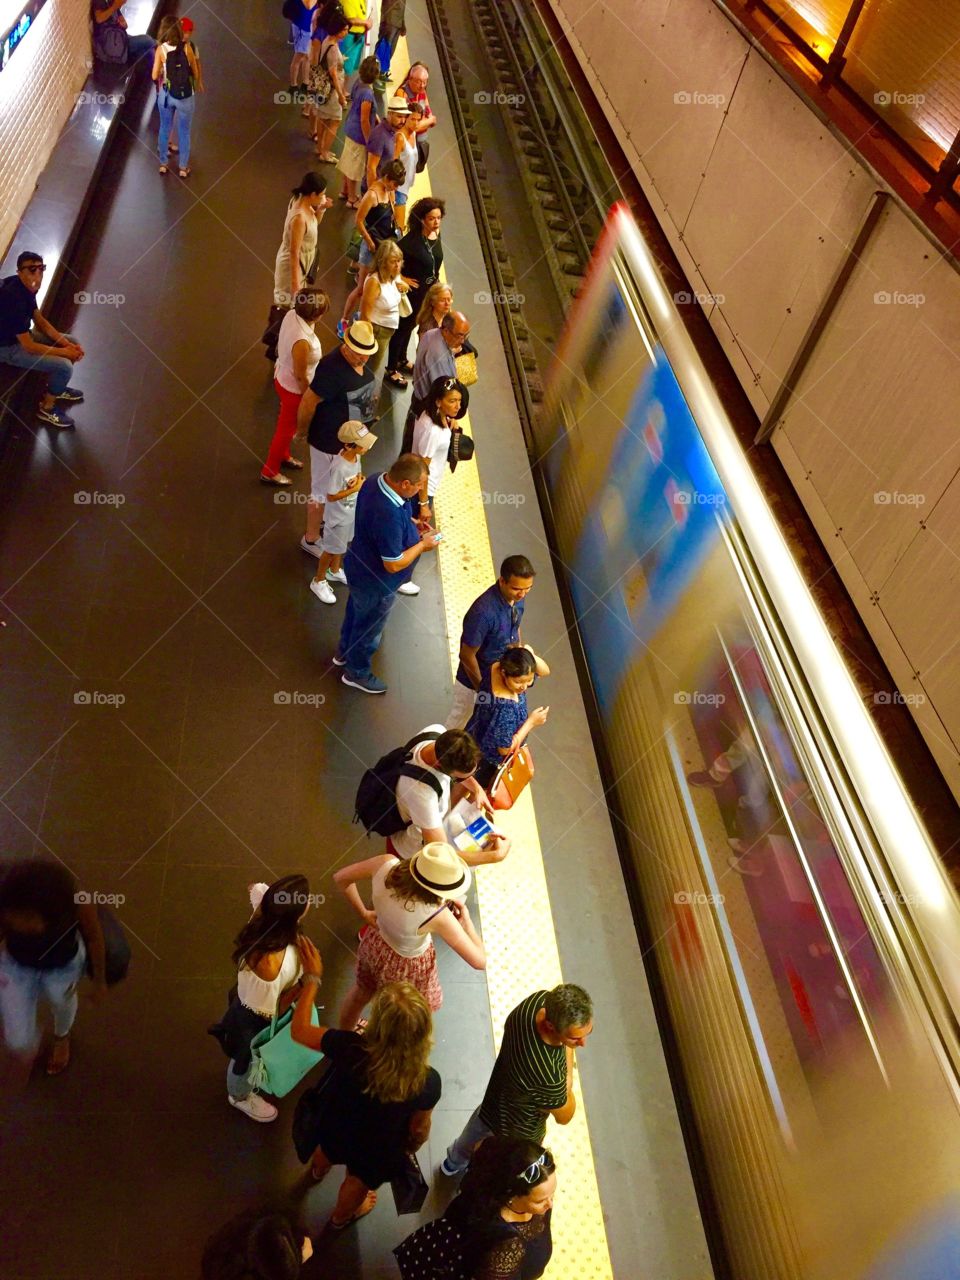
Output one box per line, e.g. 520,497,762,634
332,842,485,1031
466,645,551,790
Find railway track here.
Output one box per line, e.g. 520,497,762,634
424,0,616,438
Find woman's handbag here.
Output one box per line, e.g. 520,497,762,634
262,304,287,353
88,905,131,986
490,745,535,810
394,1217,471,1279
454,349,478,387
247,1003,323,1097
398,291,413,318
309,44,334,105
415,136,430,174
391,1152,429,1214
292,1056,335,1160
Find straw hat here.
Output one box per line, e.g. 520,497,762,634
409,842,471,900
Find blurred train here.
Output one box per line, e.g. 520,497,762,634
537,204,960,1280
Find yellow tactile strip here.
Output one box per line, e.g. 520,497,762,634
396,52,613,1271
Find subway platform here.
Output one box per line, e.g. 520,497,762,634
0,2,711,1276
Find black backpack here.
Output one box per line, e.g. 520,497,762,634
164,44,193,99
354,732,444,836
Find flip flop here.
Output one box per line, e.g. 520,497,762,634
330,1190,377,1229
178,167,191,180
46,1035,70,1076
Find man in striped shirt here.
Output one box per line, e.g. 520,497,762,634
441,984,594,1175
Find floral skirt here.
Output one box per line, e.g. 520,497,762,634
355,926,443,1011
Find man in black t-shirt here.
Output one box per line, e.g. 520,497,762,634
0,251,85,429
295,320,377,558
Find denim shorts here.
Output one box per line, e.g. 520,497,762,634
395,190,409,207
359,240,375,267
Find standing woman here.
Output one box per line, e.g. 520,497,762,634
333,842,485,1030
337,55,381,207
309,9,349,162
152,17,202,179
466,645,551,791
291,960,442,1229
208,877,314,1124
412,376,462,517
339,0,372,92
338,158,404,334
0,859,106,1076
360,240,409,394
416,281,454,338
397,1138,556,1280
393,102,423,233
273,172,331,311
261,289,328,485
385,196,445,385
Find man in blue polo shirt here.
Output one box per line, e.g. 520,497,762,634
0,251,85,429
336,453,441,694
445,554,545,729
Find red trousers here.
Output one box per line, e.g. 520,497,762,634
263,379,302,477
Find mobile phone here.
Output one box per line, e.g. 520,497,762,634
432,531,443,542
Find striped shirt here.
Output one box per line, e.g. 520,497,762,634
478,990,566,1142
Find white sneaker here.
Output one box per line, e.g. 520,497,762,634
310,579,337,605
326,568,347,584
397,581,420,596
229,1093,278,1122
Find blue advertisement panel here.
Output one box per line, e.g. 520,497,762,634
569,353,726,711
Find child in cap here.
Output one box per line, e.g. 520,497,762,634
310,420,377,604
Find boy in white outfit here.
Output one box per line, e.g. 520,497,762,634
310,420,377,603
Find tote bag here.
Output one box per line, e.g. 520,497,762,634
490,745,534,810
247,1004,323,1097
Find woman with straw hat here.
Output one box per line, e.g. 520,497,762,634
332,842,486,1029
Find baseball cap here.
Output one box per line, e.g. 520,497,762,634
338,420,377,451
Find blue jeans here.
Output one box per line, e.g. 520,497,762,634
158,89,195,167
0,941,86,1054
0,342,73,395
338,578,399,679
444,1107,494,1173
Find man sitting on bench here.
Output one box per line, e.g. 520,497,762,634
0,252,85,429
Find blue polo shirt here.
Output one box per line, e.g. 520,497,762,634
344,473,418,593
455,583,525,688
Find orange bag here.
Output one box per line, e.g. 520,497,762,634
490,746,535,810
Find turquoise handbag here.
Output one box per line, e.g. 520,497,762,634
247,1004,323,1097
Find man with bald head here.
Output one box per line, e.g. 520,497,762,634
412,310,471,405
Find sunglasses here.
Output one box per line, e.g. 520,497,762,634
517,1153,554,1185
439,378,458,391
510,605,520,629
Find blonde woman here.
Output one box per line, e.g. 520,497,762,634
291,960,442,1228
416,281,453,337
360,240,409,392
338,157,404,331
333,842,485,1030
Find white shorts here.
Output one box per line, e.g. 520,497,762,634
309,447,335,504
321,515,354,555
338,137,367,183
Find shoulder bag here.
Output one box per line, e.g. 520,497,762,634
391,1151,429,1214
87,904,131,985
309,42,334,105
247,1002,323,1097
453,349,477,386
490,745,534,810
394,1217,471,1279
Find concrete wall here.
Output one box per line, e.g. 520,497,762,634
0,0,92,261
547,0,960,799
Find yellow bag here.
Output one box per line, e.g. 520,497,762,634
454,350,478,387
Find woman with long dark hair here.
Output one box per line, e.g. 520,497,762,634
291,957,442,1230
396,1137,556,1279
386,196,445,385
411,375,462,517
202,1208,312,1279
152,16,202,179
208,876,315,1124
273,173,331,311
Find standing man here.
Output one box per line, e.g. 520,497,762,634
412,311,470,406
295,320,378,556
446,555,543,730
336,454,440,694
441,984,594,1176
0,252,84,429
377,0,406,78
364,95,410,190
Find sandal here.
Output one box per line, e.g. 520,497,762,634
158,164,168,175
397,359,414,375
178,167,191,180
46,1034,71,1076
385,371,408,389
281,456,304,470
330,1190,377,1229
345,198,361,210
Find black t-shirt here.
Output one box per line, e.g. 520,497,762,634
316,1028,441,1185
306,349,377,454
397,231,442,297
0,275,37,347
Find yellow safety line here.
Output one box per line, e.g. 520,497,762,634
392,40,613,1275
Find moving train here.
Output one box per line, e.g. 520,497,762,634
537,205,960,1280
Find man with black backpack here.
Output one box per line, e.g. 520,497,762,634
355,726,510,866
